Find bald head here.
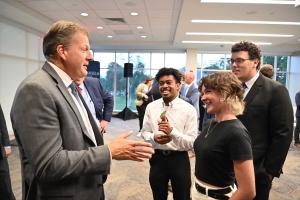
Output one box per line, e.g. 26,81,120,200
185,70,195,84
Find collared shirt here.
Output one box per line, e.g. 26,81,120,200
47,61,97,146
140,96,198,151
79,83,98,124
243,72,259,98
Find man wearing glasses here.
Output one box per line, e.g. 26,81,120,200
230,41,293,200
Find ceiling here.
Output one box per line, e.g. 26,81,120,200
1,0,300,54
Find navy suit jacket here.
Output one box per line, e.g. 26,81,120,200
84,77,114,122
238,74,293,177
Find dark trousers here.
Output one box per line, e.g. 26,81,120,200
294,118,300,143
0,157,15,200
253,172,273,200
149,150,191,200
136,103,147,130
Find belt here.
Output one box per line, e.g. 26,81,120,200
155,149,186,156
195,182,231,200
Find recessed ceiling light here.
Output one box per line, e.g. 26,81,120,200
137,26,143,29
141,35,147,38
185,32,294,37
200,0,297,5
181,41,272,45
107,35,113,38
97,26,103,29
130,12,139,16
191,19,300,26
80,12,88,17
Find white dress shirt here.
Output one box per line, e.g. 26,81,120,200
140,96,198,151
243,72,259,98
47,61,97,146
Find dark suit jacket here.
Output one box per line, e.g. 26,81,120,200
11,62,111,200
84,77,113,122
238,74,293,177
295,91,300,118
0,104,10,159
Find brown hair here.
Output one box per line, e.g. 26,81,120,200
260,64,274,79
43,20,88,60
231,41,262,70
199,72,245,115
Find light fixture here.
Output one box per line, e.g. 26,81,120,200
80,12,88,17
97,26,103,29
107,35,113,38
141,35,147,38
130,12,139,16
191,19,300,26
181,41,272,45
200,0,297,5
185,32,294,37
137,26,143,29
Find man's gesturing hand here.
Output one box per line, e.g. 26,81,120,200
108,131,154,162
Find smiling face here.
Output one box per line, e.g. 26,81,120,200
201,85,224,114
231,51,259,82
59,31,93,80
158,75,180,104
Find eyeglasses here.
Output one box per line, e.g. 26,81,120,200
229,58,252,65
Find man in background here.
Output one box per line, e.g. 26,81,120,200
0,104,15,200
260,64,274,79
181,70,199,118
294,90,300,148
231,41,293,200
11,20,153,200
75,76,113,134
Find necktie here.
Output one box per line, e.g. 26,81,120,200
69,82,103,145
77,85,83,94
242,82,247,90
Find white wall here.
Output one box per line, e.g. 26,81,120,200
0,20,44,134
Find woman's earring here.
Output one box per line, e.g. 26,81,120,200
220,97,225,102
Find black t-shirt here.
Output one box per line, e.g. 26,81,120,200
194,119,253,187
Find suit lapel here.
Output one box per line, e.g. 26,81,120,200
244,74,264,105
42,63,96,145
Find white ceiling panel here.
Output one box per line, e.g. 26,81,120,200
2,0,300,53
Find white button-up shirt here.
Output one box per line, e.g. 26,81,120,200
140,96,198,151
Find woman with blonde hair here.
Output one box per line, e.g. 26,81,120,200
192,72,255,200
135,75,153,130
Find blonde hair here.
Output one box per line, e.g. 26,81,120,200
43,20,88,60
199,72,245,115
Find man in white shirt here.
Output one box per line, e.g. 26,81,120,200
141,68,198,200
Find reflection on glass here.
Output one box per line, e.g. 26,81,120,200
202,54,226,70
114,53,128,111
276,72,287,86
277,56,288,72
263,56,275,66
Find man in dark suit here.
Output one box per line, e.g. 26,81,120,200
0,105,15,200
294,90,300,148
231,41,294,200
82,77,113,134
10,20,153,200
